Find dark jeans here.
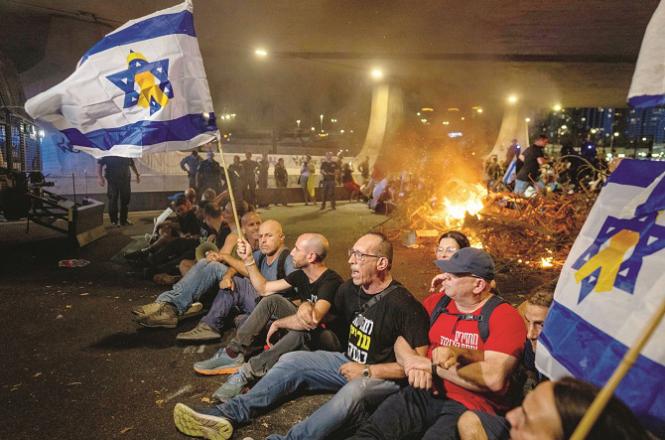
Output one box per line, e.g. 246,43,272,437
350,387,469,440
187,174,196,190
107,178,130,223
243,181,256,206
321,179,336,208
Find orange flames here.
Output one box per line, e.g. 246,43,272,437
431,182,486,228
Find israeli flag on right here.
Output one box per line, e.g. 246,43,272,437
628,1,665,108
536,159,665,436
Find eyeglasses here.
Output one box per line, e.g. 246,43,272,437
347,249,384,262
435,246,459,255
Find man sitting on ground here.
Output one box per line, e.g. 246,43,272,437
175,219,295,342
350,248,526,440
125,194,202,278
196,232,345,403
457,288,554,439
133,207,261,328
172,232,430,440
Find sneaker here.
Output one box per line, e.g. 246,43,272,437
194,348,244,376
173,402,233,440
132,302,162,317
176,322,221,342
212,371,248,402
153,273,182,285
181,302,204,320
137,303,178,328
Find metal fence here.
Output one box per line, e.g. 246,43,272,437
1,108,42,173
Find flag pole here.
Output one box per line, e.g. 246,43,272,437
213,136,244,240
570,294,665,440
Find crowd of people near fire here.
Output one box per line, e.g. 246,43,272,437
113,146,653,440
484,134,611,197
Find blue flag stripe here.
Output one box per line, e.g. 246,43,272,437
628,94,665,109
607,158,665,188
59,113,216,151
540,301,665,436
80,9,195,65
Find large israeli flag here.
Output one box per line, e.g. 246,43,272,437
628,1,665,108
536,159,665,436
24,1,217,158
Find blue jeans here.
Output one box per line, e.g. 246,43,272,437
217,351,401,440
513,179,530,195
156,258,228,314
200,278,259,330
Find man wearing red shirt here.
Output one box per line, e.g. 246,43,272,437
350,248,526,440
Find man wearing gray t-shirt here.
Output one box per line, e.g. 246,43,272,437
176,220,295,342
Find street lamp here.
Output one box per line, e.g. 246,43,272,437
254,48,268,58
553,104,562,112
370,68,383,80
320,114,324,132
296,119,301,129
507,94,518,105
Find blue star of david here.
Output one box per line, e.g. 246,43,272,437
106,51,174,115
572,176,665,303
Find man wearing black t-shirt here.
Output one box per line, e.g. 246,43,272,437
514,134,548,196
320,151,339,210
194,232,343,401
174,232,430,440
97,156,140,226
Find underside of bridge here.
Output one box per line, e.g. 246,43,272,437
0,0,660,164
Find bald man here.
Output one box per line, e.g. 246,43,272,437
193,232,344,402
176,220,295,342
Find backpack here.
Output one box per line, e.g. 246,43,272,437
429,294,507,343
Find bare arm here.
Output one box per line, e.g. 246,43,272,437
129,159,140,183
433,347,519,393
339,344,428,382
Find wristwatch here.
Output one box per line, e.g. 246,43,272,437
362,366,372,378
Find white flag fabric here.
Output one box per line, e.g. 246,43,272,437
24,1,217,158
628,0,665,108
536,159,665,436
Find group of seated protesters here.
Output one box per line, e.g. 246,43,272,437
127,205,651,439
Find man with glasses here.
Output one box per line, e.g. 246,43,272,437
191,232,344,399
350,248,526,440
173,232,430,440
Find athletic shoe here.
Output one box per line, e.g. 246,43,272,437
176,322,221,342
137,303,178,328
132,302,161,317
181,302,204,319
193,348,244,376
173,403,233,440
212,371,248,402
132,301,203,319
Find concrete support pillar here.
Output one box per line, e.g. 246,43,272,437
357,83,404,166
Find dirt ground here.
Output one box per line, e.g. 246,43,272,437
0,201,546,440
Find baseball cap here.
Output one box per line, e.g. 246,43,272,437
168,192,187,205
435,247,495,281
